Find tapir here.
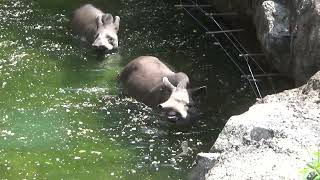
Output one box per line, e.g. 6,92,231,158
71,4,120,53
119,56,206,125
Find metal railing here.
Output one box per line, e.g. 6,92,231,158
176,0,271,99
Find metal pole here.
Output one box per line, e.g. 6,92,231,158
174,4,211,8
205,12,237,16
206,29,245,34
239,53,265,57
241,73,286,78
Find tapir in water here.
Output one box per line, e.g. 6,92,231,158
71,4,120,53
119,56,206,125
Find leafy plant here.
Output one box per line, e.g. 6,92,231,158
301,152,320,180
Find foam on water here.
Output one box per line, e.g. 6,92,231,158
0,0,256,179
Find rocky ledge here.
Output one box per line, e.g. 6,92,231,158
210,0,320,85
190,71,320,179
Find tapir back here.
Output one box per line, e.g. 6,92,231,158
120,56,175,107
71,4,103,43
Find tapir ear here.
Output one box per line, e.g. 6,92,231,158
96,15,103,28
163,77,175,91
189,86,207,97
177,78,189,89
102,13,114,25
114,16,120,31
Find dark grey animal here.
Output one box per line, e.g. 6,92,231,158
71,4,120,53
119,56,206,125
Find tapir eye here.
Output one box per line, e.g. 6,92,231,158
106,35,114,43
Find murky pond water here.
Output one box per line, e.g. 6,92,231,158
0,0,257,179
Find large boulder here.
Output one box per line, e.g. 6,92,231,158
290,0,320,85
190,71,320,179
208,0,320,85
254,0,291,76
255,0,320,85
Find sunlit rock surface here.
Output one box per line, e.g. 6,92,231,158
191,71,320,180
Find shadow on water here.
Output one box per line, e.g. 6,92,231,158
0,0,262,179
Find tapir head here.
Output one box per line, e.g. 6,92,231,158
92,14,120,52
158,77,206,124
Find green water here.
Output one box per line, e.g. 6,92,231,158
0,0,257,179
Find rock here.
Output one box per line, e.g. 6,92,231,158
255,1,291,76
194,71,320,179
188,153,220,180
291,0,320,85
250,127,274,141
302,70,320,95
208,0,320,85
176,141,193,157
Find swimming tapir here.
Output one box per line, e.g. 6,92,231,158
119,56,206,125
71,4,120,53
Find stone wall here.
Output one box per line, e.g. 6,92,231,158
208,0,320,85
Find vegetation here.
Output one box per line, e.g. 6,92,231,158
301,152,320,180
